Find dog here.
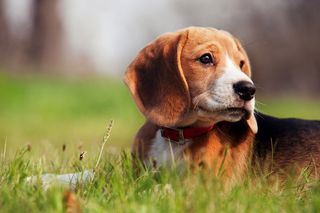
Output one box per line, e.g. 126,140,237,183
124,27,320,182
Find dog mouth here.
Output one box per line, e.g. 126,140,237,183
224,108,250,119
198,106,251,119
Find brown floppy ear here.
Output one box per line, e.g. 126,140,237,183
124,31,190,127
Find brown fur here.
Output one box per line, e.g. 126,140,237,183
185,121,254,179
124,31,190,127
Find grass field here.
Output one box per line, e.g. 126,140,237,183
0,73,320,212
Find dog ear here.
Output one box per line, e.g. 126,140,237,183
124,31,190,127
246,115,258,134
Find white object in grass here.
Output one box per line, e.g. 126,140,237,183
25,170,94,190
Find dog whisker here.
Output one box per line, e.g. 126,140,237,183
255,100,266,106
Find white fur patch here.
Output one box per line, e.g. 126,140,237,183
148,130,190,167
221,56,253,85
207,56,253,108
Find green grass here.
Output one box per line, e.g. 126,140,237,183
0,73,319,212
0,73,144,158
1,147,320,212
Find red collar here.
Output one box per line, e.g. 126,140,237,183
160,125,214,144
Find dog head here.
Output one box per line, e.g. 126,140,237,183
124,27,257,133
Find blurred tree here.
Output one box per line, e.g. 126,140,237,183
245,0,320,96
0,0,11,65
288,0,320,93
26,0,63,70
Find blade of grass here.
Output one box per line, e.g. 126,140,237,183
2,137,7,162
94,120,114,170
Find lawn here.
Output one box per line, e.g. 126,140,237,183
0,73,320,212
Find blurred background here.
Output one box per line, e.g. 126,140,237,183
0,0,319,158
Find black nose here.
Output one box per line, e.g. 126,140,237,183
233,81,256,101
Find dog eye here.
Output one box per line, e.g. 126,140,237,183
199,53,214,65
239,60,245,69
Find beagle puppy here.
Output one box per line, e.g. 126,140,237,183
124,27,320,181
